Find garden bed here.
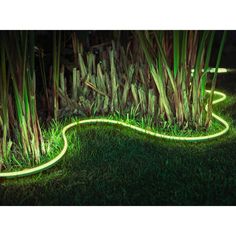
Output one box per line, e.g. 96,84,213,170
0,75,235,205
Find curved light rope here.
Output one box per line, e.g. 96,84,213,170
0,90,229,178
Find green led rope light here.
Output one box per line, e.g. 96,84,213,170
0,90,229,178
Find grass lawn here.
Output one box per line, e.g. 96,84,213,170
0,75,236,206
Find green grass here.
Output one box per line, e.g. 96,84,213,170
3,91,226,172
0,76,235,205
2,120,63,171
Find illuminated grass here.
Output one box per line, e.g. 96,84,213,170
1,110,235,205
0,90,229,178
0,77,235,205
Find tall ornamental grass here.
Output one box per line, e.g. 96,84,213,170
0,30,227,171
0,31,45,170
137,31,226,129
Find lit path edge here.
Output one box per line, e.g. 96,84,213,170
0,90,229,178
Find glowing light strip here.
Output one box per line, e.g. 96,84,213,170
0,90,229,178
191,68,228,73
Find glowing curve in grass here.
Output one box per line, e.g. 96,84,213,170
0,90,229,178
